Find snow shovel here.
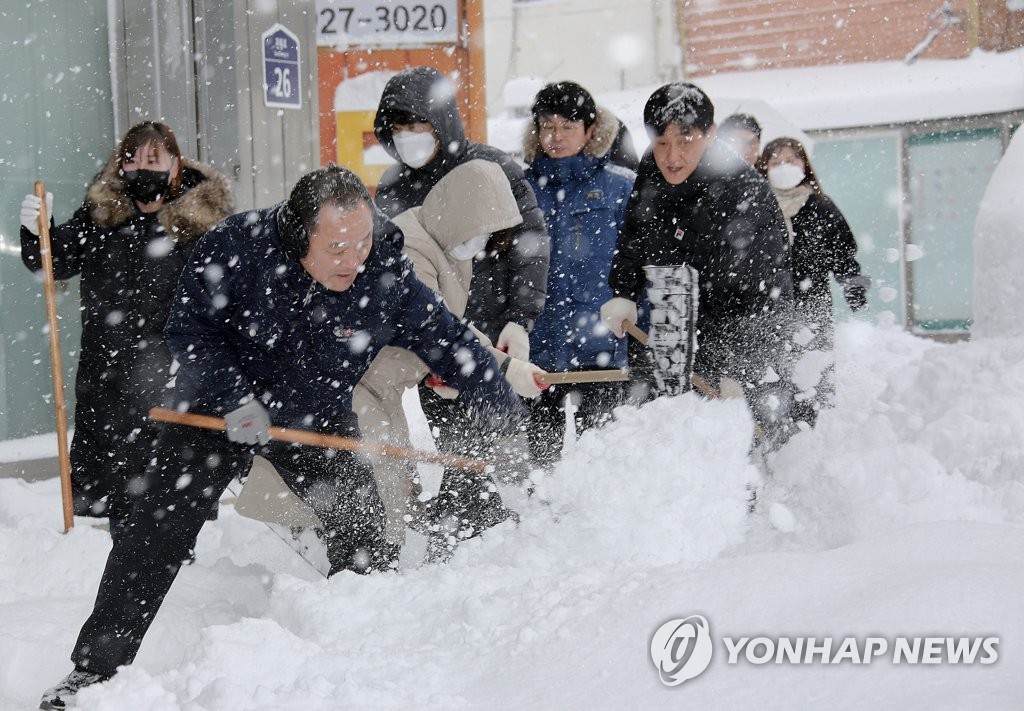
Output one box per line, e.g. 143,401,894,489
148,407,491,473
623,321,763,440
33,181,75,532
629,263,700,397
622,321,719,398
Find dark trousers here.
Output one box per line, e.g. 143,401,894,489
71,421,388,676
69,380,164,522
416,382,514,537
693,316,794,451
790,311,837,429
527,377,628,469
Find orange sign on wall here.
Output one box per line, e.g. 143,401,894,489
315,0,485,190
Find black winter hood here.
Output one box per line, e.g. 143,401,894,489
373,67,467,164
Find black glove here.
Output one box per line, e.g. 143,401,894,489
844,283,867,311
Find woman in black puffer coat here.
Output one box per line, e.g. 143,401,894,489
19,121,234,536
756,136,869,428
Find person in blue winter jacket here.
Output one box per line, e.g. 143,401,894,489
523,81,637,468
38,165,528,711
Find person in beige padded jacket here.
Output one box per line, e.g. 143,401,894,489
353,159,547,552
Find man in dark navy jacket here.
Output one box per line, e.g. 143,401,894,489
39,165,528,711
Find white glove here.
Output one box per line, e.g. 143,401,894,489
225,400,271,445
600,297,637,338
504,358,546,399
496,321,530,361
20,192,54,235
425,374,459,400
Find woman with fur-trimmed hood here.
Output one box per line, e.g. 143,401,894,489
19,121,233,536
522,81,637,469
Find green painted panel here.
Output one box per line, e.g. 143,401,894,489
907,128,1003,332
0,0,113,439
811,135,904,324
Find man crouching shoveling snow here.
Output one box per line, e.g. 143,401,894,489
39,165,528,710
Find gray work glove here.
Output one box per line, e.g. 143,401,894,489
20,192,54,235
225,400,271,445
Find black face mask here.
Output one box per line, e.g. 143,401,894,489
122,169,171,204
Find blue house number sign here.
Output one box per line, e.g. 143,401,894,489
262,24,301,109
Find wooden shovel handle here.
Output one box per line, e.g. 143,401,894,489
622,320,649,346
149,407,491,473
535,370,630,385
35,181,75,532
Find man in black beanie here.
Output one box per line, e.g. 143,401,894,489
522,80,638,467
601,82,795,450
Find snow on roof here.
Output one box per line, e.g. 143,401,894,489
692,47,1024,131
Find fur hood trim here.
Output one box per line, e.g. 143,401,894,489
522,105,619,164
86,156,234,244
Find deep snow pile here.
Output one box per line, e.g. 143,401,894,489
973,129,1024,339
2,320,1024,709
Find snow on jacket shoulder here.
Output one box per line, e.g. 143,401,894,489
524,106,636,371
165,204,527,433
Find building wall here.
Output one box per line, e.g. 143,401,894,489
0,0,113,440
679,0,1024,77
978,0,1024,51
483,0,681,114
680,0,975,75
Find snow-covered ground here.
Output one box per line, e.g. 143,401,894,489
3,318,1023,710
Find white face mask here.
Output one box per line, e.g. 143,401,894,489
393,131,438,169
767,163,806,190
449,234,489,261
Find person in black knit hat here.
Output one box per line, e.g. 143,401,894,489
522,81,638,468
602,82,796,450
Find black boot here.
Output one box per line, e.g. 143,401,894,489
39,666,112,710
